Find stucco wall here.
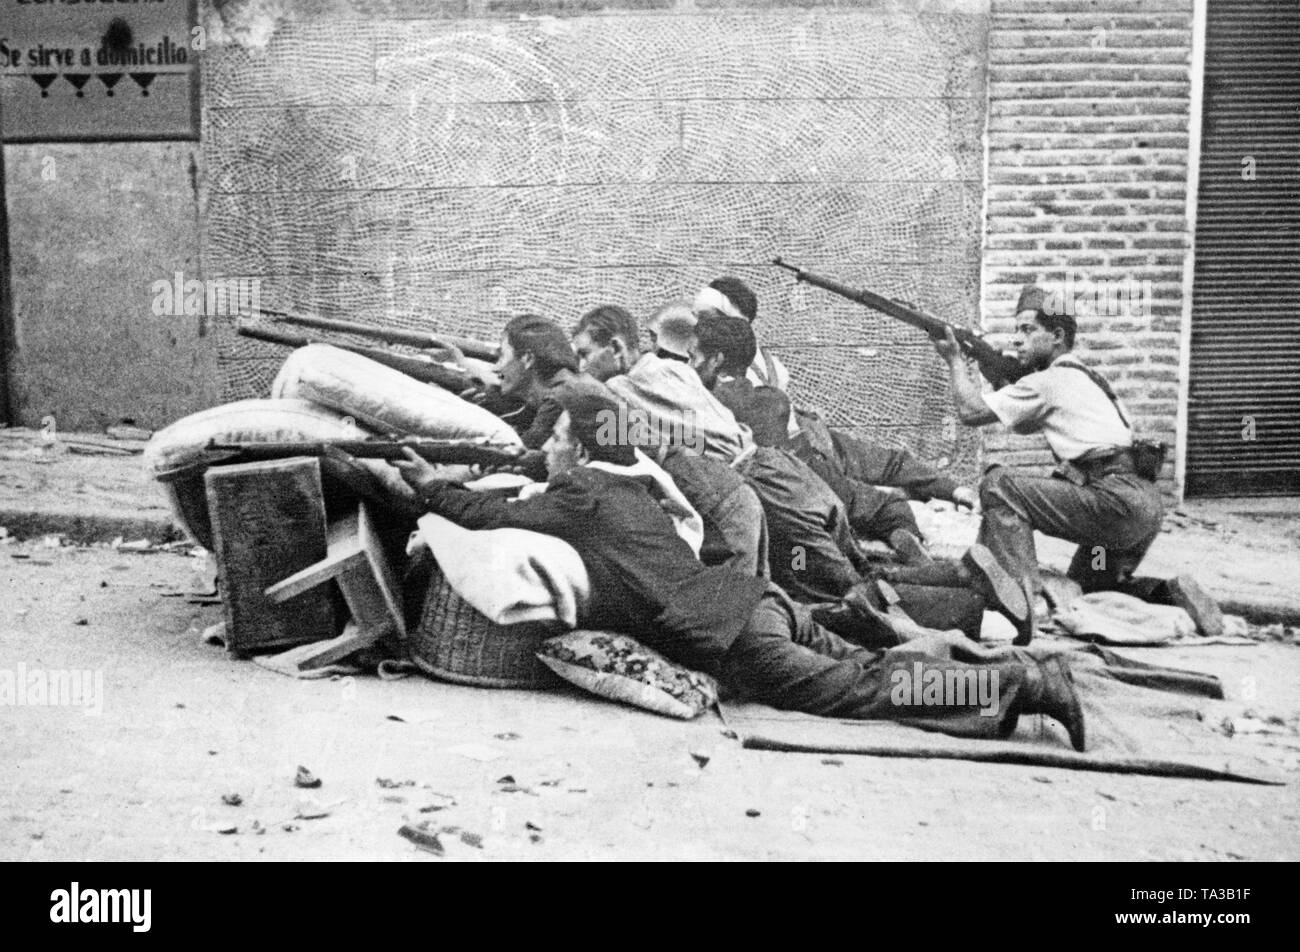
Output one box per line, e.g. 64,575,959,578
204,0,991,472
3,141,218,431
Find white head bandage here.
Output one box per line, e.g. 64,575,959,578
693,286,746,321
649,302,697,358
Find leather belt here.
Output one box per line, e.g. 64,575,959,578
1074,448,1136,478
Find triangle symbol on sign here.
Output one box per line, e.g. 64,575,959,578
129,72,156,96
99,73,123,96
32,73,58,97
64,73,91,98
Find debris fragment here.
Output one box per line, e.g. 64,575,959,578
525,821,542,832
221,793,243,807
398,822,445,855
496,783,537,797
689,750,711,768
294,765,322,789
417,792,457,813
496,775,516,785
114,538,158,554
459,831,483,849
820,758,843,766
494,731,521,741
745,808,761,818
73,618,88,626
295,796,344,820
376,778,415,789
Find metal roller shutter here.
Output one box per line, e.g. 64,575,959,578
1185,0,1300,497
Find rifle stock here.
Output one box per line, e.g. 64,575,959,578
771,258,1028,387
258,307,500,362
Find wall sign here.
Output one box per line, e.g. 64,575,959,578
1,0,197,142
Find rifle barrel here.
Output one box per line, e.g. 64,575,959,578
259,308,500,361
770,258,1029,385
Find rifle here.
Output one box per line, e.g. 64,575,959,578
238,324,474,393
202,438,548,481
772,259,1029,388
238,325,528,421
257,307,501,362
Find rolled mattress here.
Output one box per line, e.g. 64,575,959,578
143,398,414,547
271,343,521,445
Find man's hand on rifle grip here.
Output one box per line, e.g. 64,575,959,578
932,326,964,364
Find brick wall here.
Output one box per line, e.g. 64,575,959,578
983,0,1194,494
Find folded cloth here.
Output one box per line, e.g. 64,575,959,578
416,513,590,627
252,642,363,680
1056,590,1196,646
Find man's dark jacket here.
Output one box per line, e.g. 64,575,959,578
422,467,768,670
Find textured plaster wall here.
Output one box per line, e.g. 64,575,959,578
205,0,991,472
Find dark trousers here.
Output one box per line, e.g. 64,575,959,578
798,413,960,502
721,587,1031,739
793,441,921,542
738,447,869,603
979,466,1164,597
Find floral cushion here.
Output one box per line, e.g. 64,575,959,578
537,631,719,720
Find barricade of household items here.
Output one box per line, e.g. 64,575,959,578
143,343,720,719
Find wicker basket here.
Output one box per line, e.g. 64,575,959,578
410,568,562,689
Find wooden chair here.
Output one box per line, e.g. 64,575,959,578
264,502,405,671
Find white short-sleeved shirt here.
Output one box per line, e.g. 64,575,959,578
982,354,1132,462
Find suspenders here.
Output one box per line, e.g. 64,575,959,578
753,348,780,388
1056,359,1130,430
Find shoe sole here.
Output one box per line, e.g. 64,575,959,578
1169,574,1225,637
888,530,933,566
964,544,1029,622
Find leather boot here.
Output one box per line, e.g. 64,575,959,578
1021,656,1086,752
887,529,933,566
875,580,925,643
811,582,901,650
879,558,967,588
1168,574,1224,638
963,544,1035,645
